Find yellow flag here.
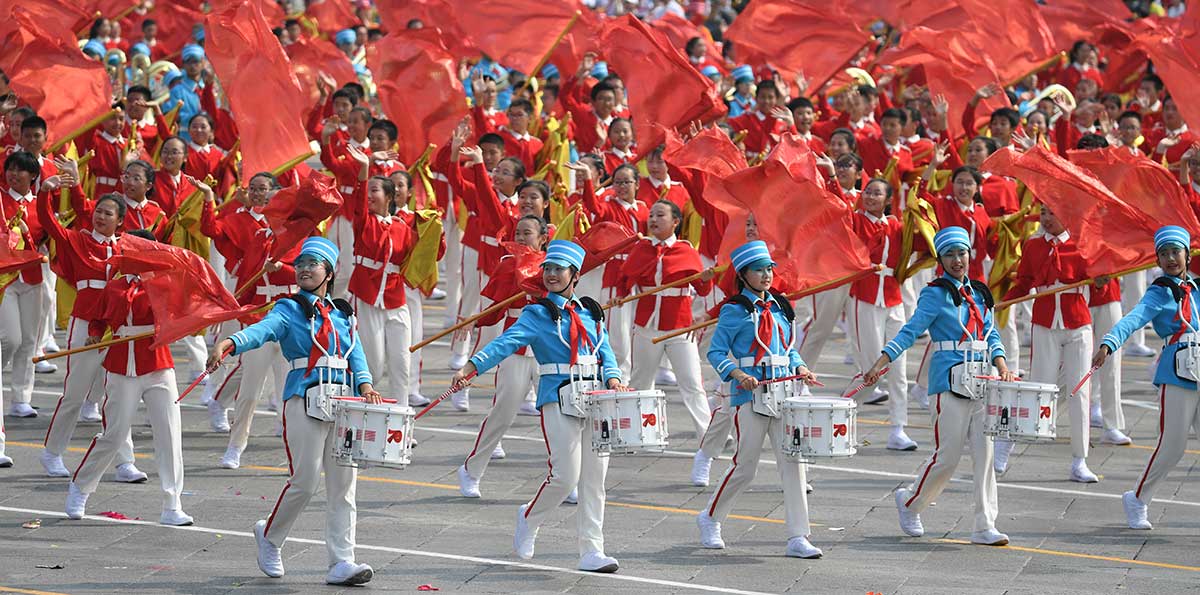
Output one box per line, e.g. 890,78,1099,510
895,184,940,283
166,186,212,260
989,204,1036,327
402,209,444,294
681,199,703,248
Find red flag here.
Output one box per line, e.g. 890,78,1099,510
1068,147,1200,239
662,124,748,178
368,31,468,165
286,36,358,106
724,0,873,88
205,0,314,179
650,13,726,75
442,0,581,73
599,15,725,158
306,0,361,37
545,7,603,80
983,147,1160,275
208,0,285,25
374,0,479,58
0,10,113,145
0,225,43,292
143,1,204,56
1132,13,1200,132
499,242,547,295
577,221,636,274
1,0,92,44
112,235,259,350
261,171,345,260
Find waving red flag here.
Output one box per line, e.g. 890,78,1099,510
113,235,259,350
1,1,92,44
0,224,44,293
984,146,1160,275
262,171,345,260
599,15,725,158
442,0,581,73
1132,13,1200,132
1068,147,1200,238
0,10,113,145
724,0,873,88
545,7,603,81
286,36,358,106
205,0,313,179
374,0,478,58
307,0,361,37
368,31,468,165
662,125,748,178
578,221,637,274
145,1,205,56
650,13,726,75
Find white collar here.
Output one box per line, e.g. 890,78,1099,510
188,140,210,152
649,176,673,189
90,229,117,244
500,191,518,205
1044,229,1070,244
99,131,122,144
650,234,677,247
170,171,182,185
608,195,640,210
124,195,149,209
883,138,903,152
905,134,921,144
348,137,367,149
374,213,393,224
610,146,634,160
373,158,397,168
503,127,531,142
858,210,886,224
238,206,267,222
7,187,34,202
1071,62,1092,72
953,197,975,213
595,112,614,127
753,110,768,121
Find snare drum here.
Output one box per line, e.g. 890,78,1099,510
305,383,353,422
781,397,857,461
983,380,1057,442
588,389,669,455
752,379,792,418
331,399,416,469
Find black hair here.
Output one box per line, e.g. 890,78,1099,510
160,136,188,161
590,81,616,102
9,106,36,121
88,18,107,40
517,179,550,202
187,112,215,129
96,192,127,219
829,127,858,151
1100,92,1123,108
857,85,879,99
4,151,40,177
349,106,373,124
285,18,301,28
508,98,534,114
342,82,366,102
249,171,280,189
368,118,398,142
1076,133,1109,150
126,228,157,242
479,132,506,148
578,153,607,182
881,107,907,125
498,156,527,182
951,165,984,204
1117,110,1143,124
787,96,814,113
19,116,46,134
756,80,781,98
390,169,412,192
609,116,633,135
864,177,893,215
1069,40,1096,64
1141,73,1164,92
835,152,863,172
331,88,357,105
990,107,1020,129
685,37,705,55
368,175,397,214
611,163,639,185
653,199,684,238
141,19,157,31
969,135,1001,155
125,159,156,194
517,213,550,248
126,85,152,102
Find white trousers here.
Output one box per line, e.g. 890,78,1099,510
328,216,355,298
405,286,425,397
1121,271,1147,347
1,279,47,405
847,300,909,427
221,341,285,451
903,392,999,532
44,317,134,465
0,342,6,456
354,300,411,405
73,369,184,511
451,246,484,358
602,286,634,379
998,309,1021,373
1029,324,1092,459
40,264,56,351
203,318,243,403
464,354,538,478
698,391,734,459
705,405,811,539
630,326,711,437
524,403,609,556
1134,383,1200,503
442,208,464,328
173,334,207,384
264,397,358,567
797,285,851,366
1089,303,1126,430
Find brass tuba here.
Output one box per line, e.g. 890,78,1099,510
146,60,180,104
105,48,128,98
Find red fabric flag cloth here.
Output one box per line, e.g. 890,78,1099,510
261,171,345,260
306,0,361,37
0,226,44,291
1039,0,1132,53
208,0,285,26
442,0,581,73
0,10,113,145
1132,11,1200,132
144,1,205,57
374,0,479,58
545,7,603,80
205,1,314,178
984,146,1160,275
724,0,873,88
577,221,636,274
650,13,726,74
1,0,92,44
662,126,748,178
286,36,359,106
1068,147,1200,239
498,242,548,295
367,30,468,165
599,15,725,157
112,235,259,350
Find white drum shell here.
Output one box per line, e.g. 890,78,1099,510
751,380,792,418
983,380,1058,442
781,397,857,461
588,390,669,455
332,400,416,469
306,383,351,422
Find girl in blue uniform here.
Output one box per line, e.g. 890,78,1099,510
697,240,822,559
863,227,1016,546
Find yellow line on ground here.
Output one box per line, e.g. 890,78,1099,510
0,587,73,595
936,538,1200,572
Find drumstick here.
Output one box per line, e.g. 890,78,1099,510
331,397,399,404
760,373,824,387
177,344,234,403
1070,364,1101,396
844,367,888,399
414,371,477,420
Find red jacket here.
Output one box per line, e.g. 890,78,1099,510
346,182,418,309
617,236,711,331
38,190,121,321
728,110,789,157
560,76,613,154
89,276,173,375
980,173,1020,217
925,192,993,284
1002,231,1092,330
579,179,647,289
70,185,168,239
604,146,637,175
1088,277,1122,307
185,141,226,182
637,177,689,211
849,211,903,307
199,200,299,310
77,129,127,197
449,160,520,273
0,186,45,285
471,105,508,137
152,169,198,217
500,127,543,174
479,254,542,356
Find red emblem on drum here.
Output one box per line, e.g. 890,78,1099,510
619,417,632,429
387,429,404,443
1039,406,1051,419
642,413,657,427
833,424,847,437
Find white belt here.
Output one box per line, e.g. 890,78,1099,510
738,354,790,367
115,324,154,336
1036,283,1085,295
538,363,598,375
257,283,299,297
931,340,988,352
354,256,401,274
1173,332,1198,345
290,356,348,370
481,235,500,247
340,185,355,195
96,176,118,186
610,253,628,261
76,279,107,290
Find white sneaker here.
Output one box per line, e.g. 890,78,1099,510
785,536,823,558
655,367,677,386
864,388,889,405
513,504,538,559
1102,429,1132,445
458,465,481,498
208,400,230,433
254,520,284,578
1090,403,1103,428
911,384,930,409
65,482,88,519
160,509,194,526
564,487,578,504
114,463,148,483
806,482,814,494
1125,343,1156,357
41,450,70,477
408,393,431,407
895,489,924,537
578,550,619,573
43,338,61,353
993,440,1014,475
429,287,447,300
842,352,855,365
1123,490,1152,530
34,360,57,374
1070,459,1099,483
78,402,102,423
219,445,242,469
449,352,469,371
491,443,506,459
697,511,725,548
691,451,713,487
0,453,12,467
970,528,1010,546
9,402,37,418
451,390,469,412
887,428,918,451
326,560,373,586
517,401,539,416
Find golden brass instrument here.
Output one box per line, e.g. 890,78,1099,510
105,48,128,99
146,60,180,104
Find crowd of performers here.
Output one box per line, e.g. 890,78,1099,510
1,0,1199,586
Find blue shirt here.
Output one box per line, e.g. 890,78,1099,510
727,93,756,118
469,292,621,409
1102,274,1200,390
464,58,512,110
707,289,806,407
162,79,202,142
882,274,1004,396
230,291,372,401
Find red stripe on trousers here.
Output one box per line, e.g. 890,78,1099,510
525,410,554,517
1136,385,1168,500
264,400,295,536
708,405,742,517
907,393,942,508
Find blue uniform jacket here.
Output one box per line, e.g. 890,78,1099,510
1102,275,1200,390
882,274,1004,396
707,289,806,407
163,79,202,143
469,292,622,409
230,291,372,401
727,93,756,118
